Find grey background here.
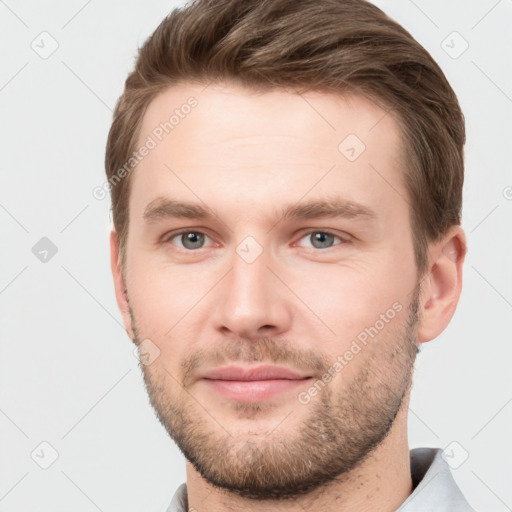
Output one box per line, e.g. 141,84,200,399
1,1,511,511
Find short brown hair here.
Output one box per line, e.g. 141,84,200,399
105,0,465,274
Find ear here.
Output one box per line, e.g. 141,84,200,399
417,225,467,344
110,229,135,341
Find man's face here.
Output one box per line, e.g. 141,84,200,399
119,82,422,499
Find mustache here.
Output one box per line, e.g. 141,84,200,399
181,336,330,388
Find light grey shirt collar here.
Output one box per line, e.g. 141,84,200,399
166,447,475,512
398,447,475,511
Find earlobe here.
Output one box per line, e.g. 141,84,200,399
110,229,135,340
417,226,467,344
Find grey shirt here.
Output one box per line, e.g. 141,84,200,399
166,447,475,511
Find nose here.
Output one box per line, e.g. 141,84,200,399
212,242,293,340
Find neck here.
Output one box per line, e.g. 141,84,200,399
184,404,412,512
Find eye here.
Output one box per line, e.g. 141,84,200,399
164,230,347,251
168,231,210,250
296,231,345,249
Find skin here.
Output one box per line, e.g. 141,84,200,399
110,81,466,512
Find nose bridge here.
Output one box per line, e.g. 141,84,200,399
213,235,292,338
228,239,272,315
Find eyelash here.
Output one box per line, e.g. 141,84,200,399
163,229,350,251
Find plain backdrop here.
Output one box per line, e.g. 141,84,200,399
1,1,511,511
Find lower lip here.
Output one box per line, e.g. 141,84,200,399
202,378,312,401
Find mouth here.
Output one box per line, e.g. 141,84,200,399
199,365,313,401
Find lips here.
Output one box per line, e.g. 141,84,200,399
199,365,313,401
199,365,311,381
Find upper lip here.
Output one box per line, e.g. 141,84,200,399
200,365,312,381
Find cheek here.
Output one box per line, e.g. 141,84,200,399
296,273,413,385
290,261,409,323
126,260,218,348
283,260,416,370
126,263,173,334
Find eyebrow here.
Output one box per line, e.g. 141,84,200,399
143,196,376,224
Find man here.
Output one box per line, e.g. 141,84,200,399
105,0,474,510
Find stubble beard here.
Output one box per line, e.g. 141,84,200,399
132,287,420,501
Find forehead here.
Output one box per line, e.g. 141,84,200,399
130,81,407,225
